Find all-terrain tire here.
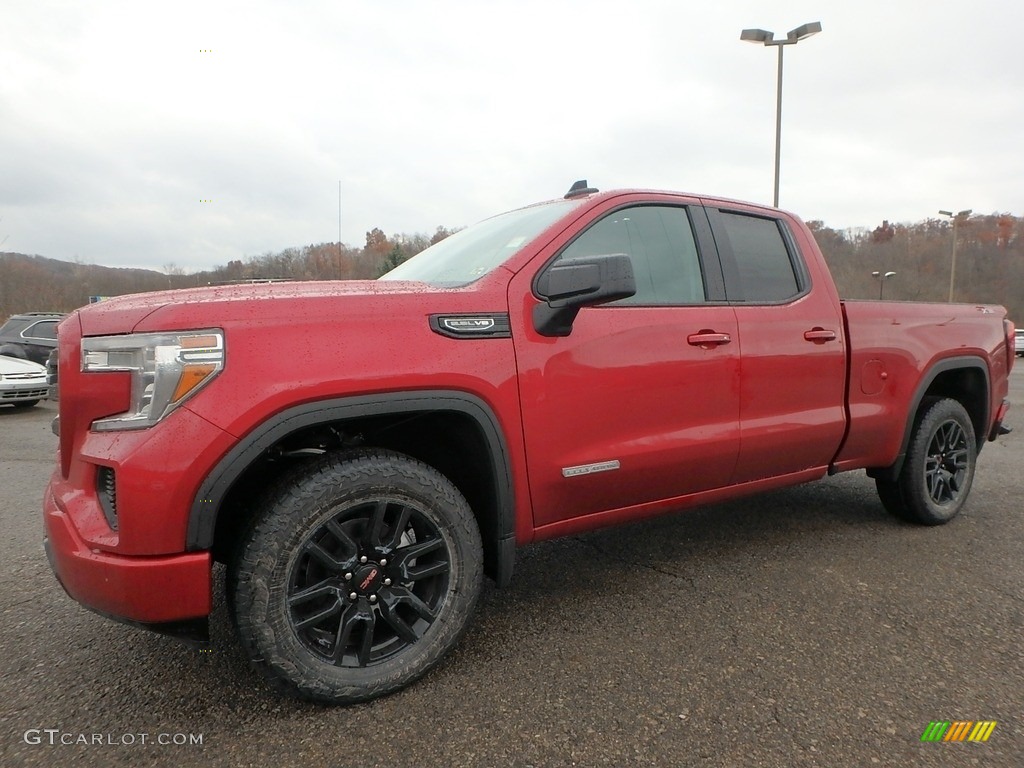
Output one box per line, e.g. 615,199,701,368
875,398,976,525
229,449,483,704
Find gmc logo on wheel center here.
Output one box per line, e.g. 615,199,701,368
359,568,379,591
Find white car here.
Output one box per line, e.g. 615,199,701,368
0,354,48,408
1016,328,1024,357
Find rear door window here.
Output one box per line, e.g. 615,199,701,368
713,211,803,303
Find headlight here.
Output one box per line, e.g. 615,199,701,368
81,330,224,431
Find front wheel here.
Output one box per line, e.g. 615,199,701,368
230,450,483,704
875,398,977,525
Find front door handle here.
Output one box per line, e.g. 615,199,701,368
803,328,838,343
687,331,732,349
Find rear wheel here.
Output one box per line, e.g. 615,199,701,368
875,398,976,525
230,450,483,704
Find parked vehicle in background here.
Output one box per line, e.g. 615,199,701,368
1015,327,1024,356
0,355,48,408
0,312,63,365
42,182,1014,705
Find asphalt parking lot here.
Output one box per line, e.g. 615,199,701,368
1,370,1021,768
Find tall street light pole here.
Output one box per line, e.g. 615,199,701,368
740,22,822,208
938,208,971,302
871,270,896,299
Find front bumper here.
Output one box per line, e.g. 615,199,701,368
0,380,49,403
43,484,212,625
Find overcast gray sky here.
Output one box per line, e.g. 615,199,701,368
1,0,1022,272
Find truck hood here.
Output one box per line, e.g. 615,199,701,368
0,354,47,375
76,280,490,336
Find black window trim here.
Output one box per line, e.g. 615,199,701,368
705,207,811,306
531,202,729,307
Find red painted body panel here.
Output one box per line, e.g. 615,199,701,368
513,301,742,526
42,188,1011,627
726,207,848,482
833,300,1011,470
533,467,827,541
51,317,239,555
44,483,211,623
729,295,847,483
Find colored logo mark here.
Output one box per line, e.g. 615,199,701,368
920,721,996,742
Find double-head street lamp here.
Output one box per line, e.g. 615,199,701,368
871,270,897,300
740,21,822,207
938,208,971,302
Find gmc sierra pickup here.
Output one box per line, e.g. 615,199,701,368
43,182,1014,703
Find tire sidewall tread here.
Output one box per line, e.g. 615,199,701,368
230,449,483,704
888,398,977,525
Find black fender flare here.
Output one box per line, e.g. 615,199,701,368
870,355,990,481
187,390,516,586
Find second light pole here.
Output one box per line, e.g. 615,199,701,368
938,208,971,302
741,21,822,207
871,270,896,299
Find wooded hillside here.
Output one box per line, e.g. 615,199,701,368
0,225,454,319
811,213,1022,317
1,215,1021,323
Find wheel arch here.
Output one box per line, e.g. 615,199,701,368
869,356,990,481
189,391,516,586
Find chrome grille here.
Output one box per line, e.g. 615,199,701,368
0,388,48,400
2,372,44,381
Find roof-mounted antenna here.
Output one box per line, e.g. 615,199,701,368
564,180,599,199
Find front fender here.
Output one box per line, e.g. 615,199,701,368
186,390,517,586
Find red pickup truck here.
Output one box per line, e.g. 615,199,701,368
43,183,1013,703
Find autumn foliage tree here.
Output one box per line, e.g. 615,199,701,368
813,213,1023,317
3,216,1022,325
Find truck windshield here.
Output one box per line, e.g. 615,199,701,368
379,199,582,286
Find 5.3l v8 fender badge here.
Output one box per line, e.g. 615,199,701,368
443,317,494,331
429,313,512,339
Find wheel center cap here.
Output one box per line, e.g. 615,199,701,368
354,564,383,594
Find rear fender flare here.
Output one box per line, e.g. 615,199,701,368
872,356,990,481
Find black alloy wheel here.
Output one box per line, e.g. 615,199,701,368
922,418,970,507
288,496,451,668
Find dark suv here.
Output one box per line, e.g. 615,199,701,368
0,313,63,365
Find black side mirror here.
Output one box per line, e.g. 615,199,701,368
533,254,636,337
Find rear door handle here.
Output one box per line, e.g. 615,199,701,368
687,331,732,348
803,328,838,343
